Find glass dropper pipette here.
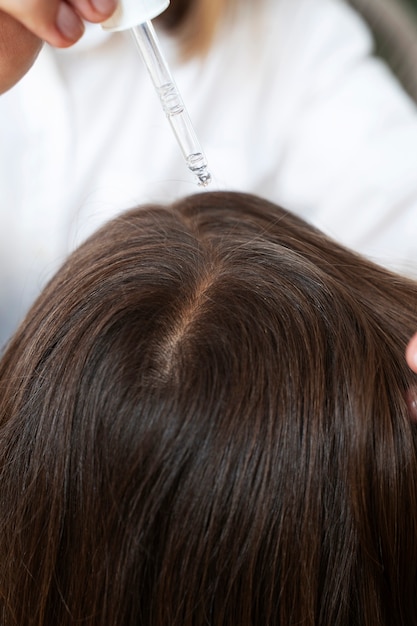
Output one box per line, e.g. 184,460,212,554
102,0,211,187
130,21,211,186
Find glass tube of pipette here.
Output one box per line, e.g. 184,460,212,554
130,22,211,186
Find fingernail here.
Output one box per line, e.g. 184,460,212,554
91,0,117,16
56,3,85,41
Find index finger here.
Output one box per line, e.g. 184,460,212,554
0,0,116,48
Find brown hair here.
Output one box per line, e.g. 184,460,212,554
1,191,417,625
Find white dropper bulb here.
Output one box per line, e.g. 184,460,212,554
102,0,170,31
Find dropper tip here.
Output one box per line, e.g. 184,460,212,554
186,154,212,187
197,169,212,187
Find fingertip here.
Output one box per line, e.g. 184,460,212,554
406,333,417,373
90,0,118,19
406,388,417,423
55,2,85,44
69,0,117,24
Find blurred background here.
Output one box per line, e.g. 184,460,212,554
351,0,417,101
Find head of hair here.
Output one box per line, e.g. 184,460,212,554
1,191,417,625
